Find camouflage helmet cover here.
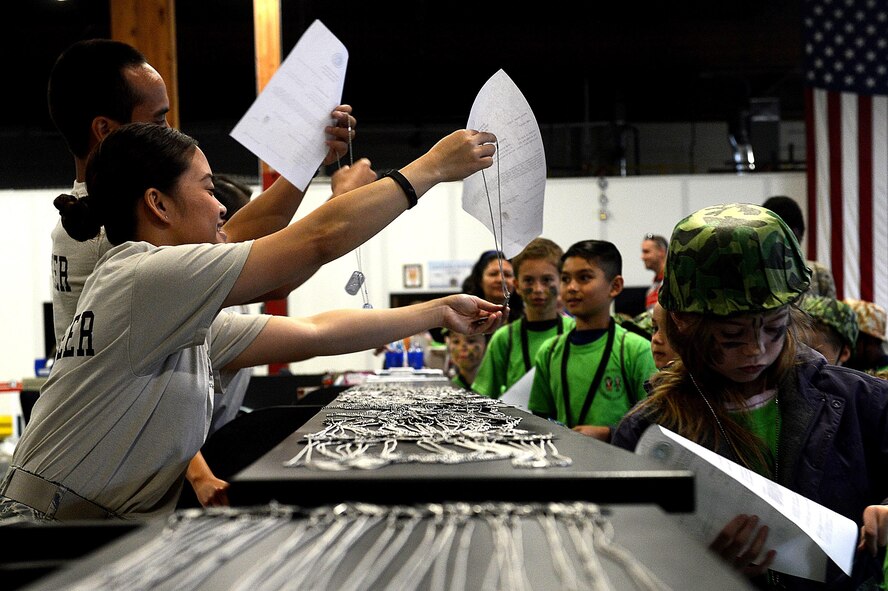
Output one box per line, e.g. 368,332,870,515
660,203,812,315
619,309,654,340
843,298,888,342
799,295,859,347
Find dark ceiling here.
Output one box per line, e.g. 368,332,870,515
3,0,805,185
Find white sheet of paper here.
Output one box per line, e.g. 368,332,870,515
499,367,535,411
636,424,857,581
230,20,347,191
463,69,546,259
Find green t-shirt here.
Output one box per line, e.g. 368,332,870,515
472,315,575,399
451,372,473,390
729,390,779,477
528,321,656,427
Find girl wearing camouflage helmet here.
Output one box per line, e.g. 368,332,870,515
612,203,888,590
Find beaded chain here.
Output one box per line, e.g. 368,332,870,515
67,502,669,591
283,384,573,470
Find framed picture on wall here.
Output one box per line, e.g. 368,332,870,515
428,259,474,289
403,264,423,288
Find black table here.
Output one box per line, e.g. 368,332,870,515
18,504,754,591
230,403,695,513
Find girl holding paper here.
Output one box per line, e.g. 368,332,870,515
612,203,888,590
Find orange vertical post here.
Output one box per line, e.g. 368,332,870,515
253,0,288,375
110,0,180,130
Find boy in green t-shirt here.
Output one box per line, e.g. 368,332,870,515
472,237,574,398
528,240,656,441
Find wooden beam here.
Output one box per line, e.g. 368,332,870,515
109,0,180,129
252,0,283,191
253,0,287,374
253,0,282,94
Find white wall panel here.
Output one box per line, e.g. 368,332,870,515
0,172,806,379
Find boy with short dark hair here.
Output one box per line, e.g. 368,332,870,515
472,237,574,398
528,240,656,441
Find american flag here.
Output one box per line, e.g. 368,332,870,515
804,0,888,311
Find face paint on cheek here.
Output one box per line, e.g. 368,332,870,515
770,326,788,342
521,287,533,297
708,339,727,365
547,285,558,298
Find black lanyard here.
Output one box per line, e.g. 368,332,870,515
520,318,564,372
560,319,615,428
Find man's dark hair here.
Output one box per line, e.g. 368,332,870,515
562,240,622,280
48,39,148,159
214,175,253,221
762,196,805,242
644,233,668,252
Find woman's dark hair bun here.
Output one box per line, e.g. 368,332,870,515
54,193,102,241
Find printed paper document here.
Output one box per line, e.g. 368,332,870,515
231,20,347,191
463,69,546,258
635,424,858,581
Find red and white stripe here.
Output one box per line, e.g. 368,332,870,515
805,86,888,311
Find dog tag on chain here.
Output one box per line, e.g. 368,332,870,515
345,271,365,295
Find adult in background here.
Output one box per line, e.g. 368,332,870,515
174,174,256,510
213,175,253,220
641,233,668,311
462,249,523,322
199,176,255,426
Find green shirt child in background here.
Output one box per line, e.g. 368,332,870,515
443,328,488,390
472,237,574,398
528,239,655,441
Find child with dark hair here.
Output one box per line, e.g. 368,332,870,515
528,240,656,441
442,328,488,389
473,237,574,397
213,174,253,221
761,195,836,298
650,302,679,371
